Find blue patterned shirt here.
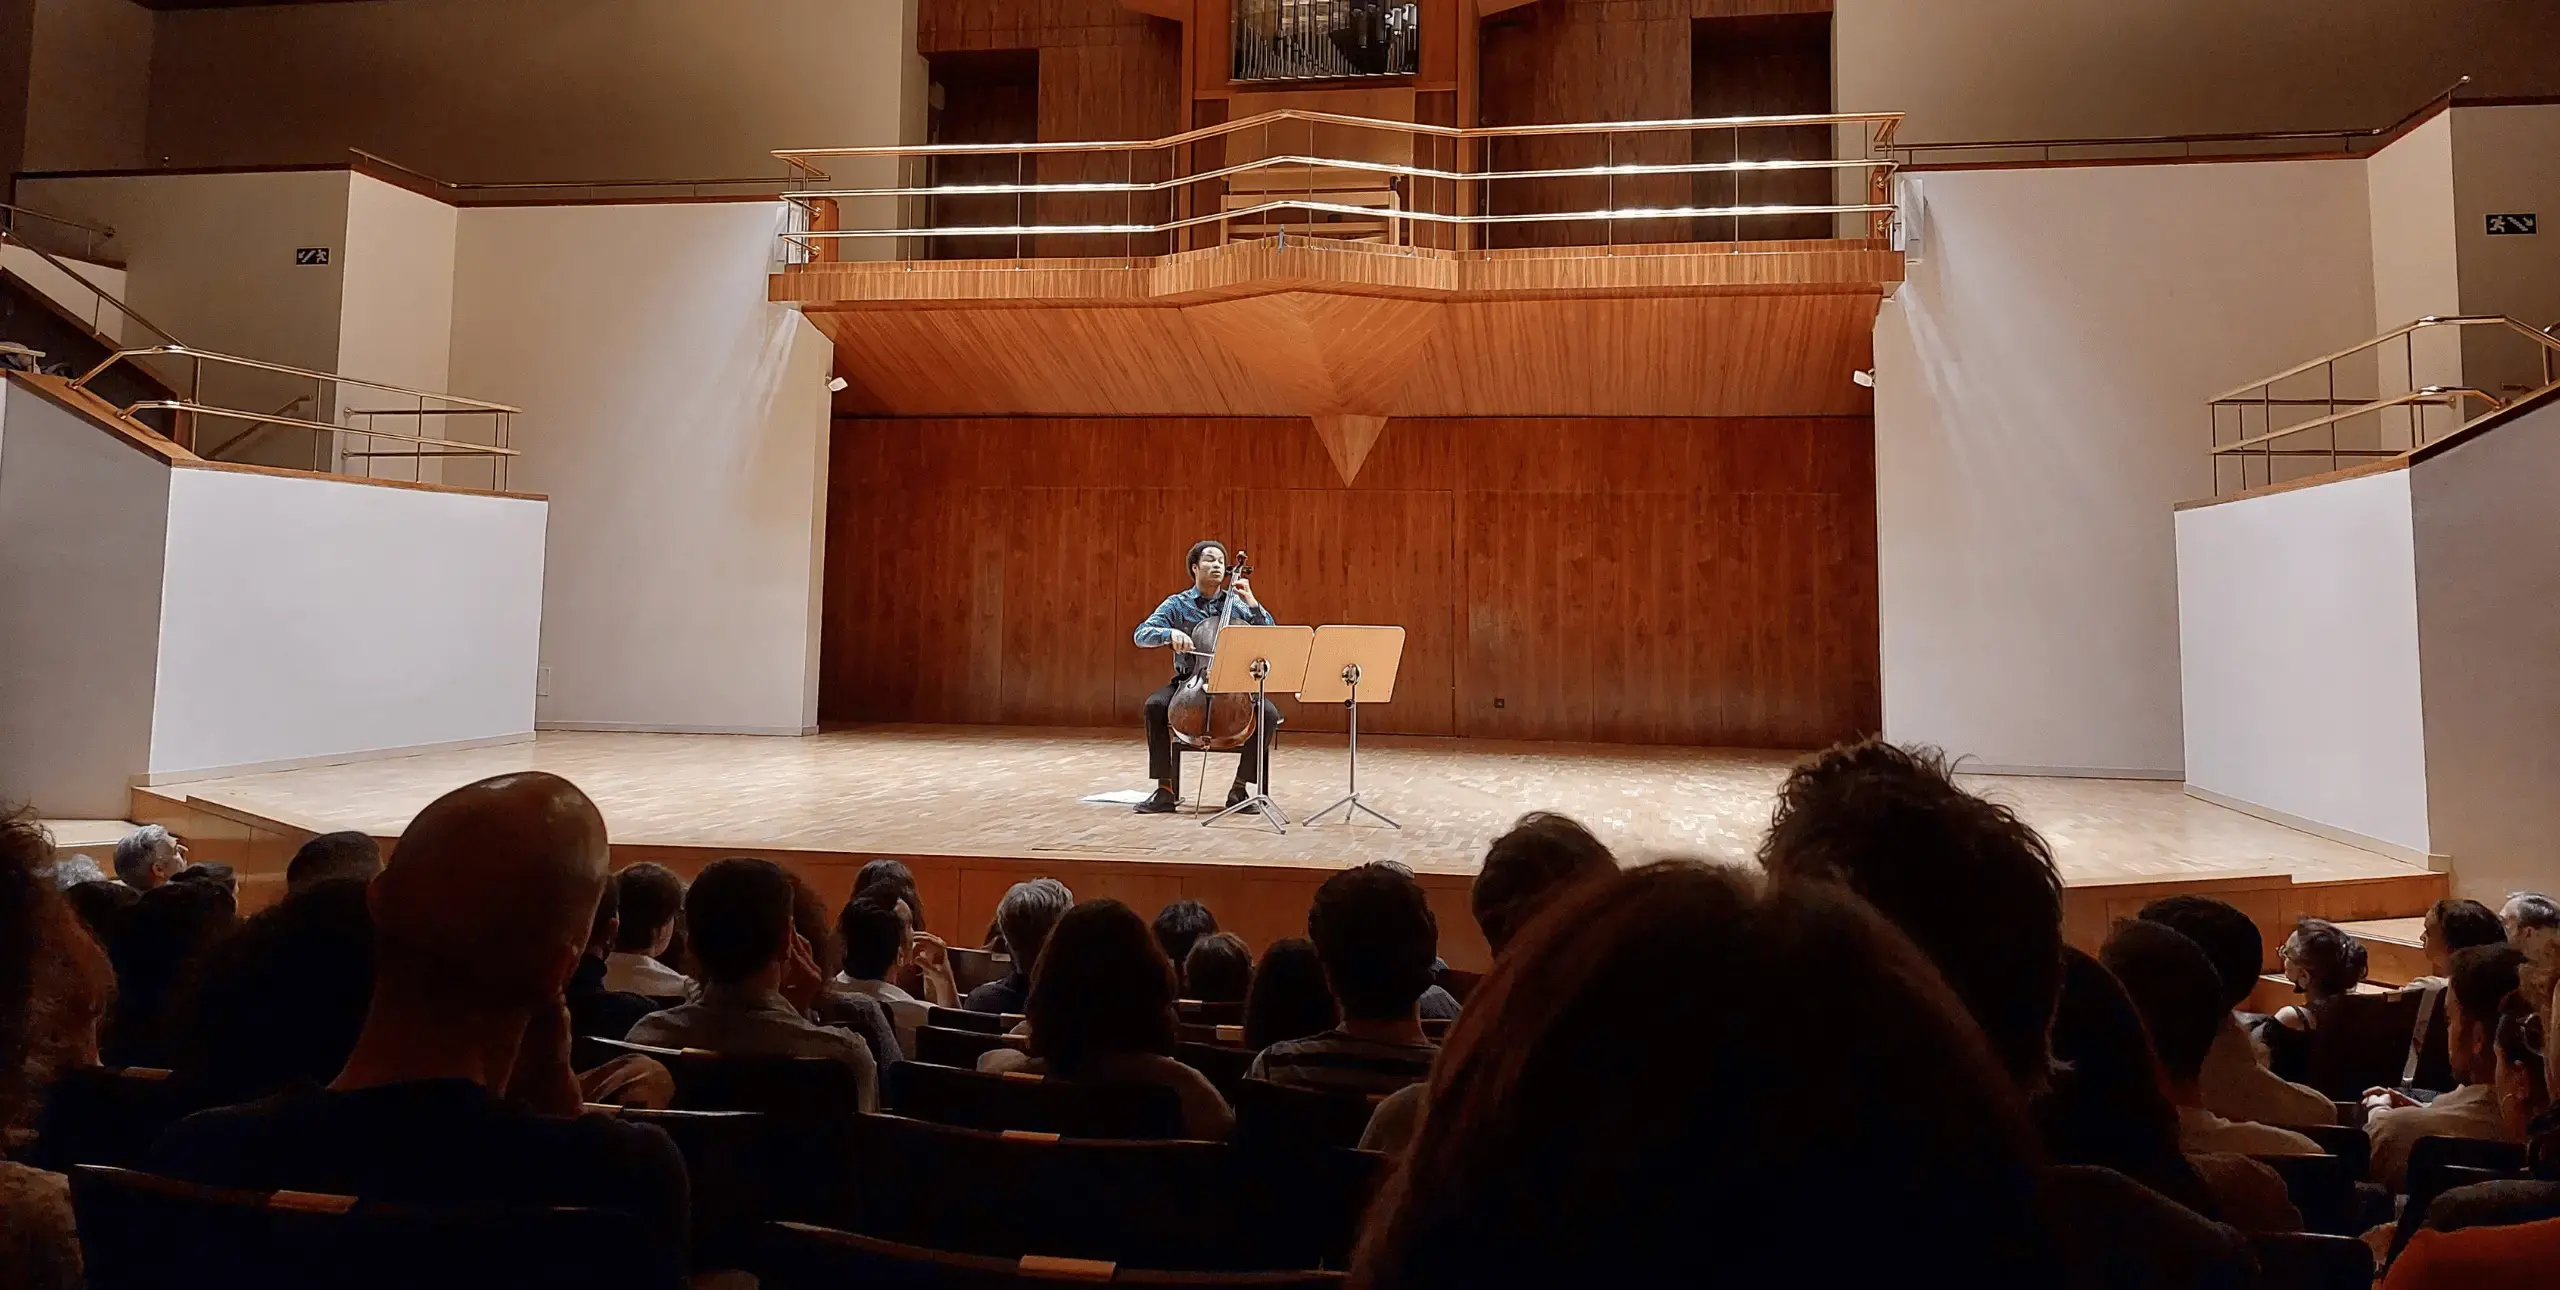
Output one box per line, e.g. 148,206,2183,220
1134,588,1275,676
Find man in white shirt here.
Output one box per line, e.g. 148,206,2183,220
2363,943,2527,1191
602,862,694,998
2105,920,2323,1157
2138,896,2336,1127
834,895,931,1054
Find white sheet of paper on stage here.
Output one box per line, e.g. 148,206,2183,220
1298,625,1405,704
1081,788,1157,805
1201,625,1314,694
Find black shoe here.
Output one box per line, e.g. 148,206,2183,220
1226,784,1253,810
1132,787,1179,815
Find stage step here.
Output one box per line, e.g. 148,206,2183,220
41,819,137,875
2337,916,2431,987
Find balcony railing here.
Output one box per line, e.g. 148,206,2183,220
2208,316,2560,495
773,109,1901,262
72,345,521,492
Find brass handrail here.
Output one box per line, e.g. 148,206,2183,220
775,108,1904,167
1890,77,2470,164
801,197,1897,242
2209,315,2559,405
0,229,183,348
351,149,794,196
2208,387,2498,455
73,345,521,414
0,201,115,239
123,403,517,457
788,152,1887,201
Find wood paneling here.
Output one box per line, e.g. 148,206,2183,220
823,415,1878,748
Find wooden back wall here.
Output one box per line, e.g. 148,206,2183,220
822,416,1879,748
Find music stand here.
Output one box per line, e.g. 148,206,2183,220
1199,624,1313,834
1299,625,1405,829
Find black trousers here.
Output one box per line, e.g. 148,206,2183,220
1143,680,1280,789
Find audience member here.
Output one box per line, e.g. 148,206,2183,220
1,805,115,1290
102,877,237,1067
2364,943,2527,1190
964,877,1072,1015
1183,932,1252,1004
836,895,928,1052
2036,946,2223,1218
2381,1217,2560,1290
1243,936,1337,1051
1470,811,1615,955
2423,899,2511,978
46,854,105,889
146,772,691,1287
1757,739,2063,1089
171,861,239,899
2104,919,2322,1158
62,879,136,944
1351,860,2056,1289
788,871,901,1066
2261,917,2371,1080
602,862,692,997
2500,893,2558,953
980,899,1233,1139
283,830,382,897
855,858,927,930
566,872,660,1042
2423,993,2560,1236
628,857,879,1110
1153,898,1218,991
2139,894,2335,1126
171,878,374,1104
1249,863,1439,1095
110,823,187,890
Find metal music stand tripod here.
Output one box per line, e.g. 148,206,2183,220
1302,624,1405,829
1199,624,1313,835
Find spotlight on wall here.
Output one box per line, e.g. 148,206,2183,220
1851,369,1876,388
827,376,850,393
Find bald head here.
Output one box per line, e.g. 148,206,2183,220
371,772,609,1008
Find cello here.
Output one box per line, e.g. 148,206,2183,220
1166,550,1261,751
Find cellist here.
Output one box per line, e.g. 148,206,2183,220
1132,539,1280,815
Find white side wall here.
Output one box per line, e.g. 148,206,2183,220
2410,394,2560,900
336,173,457,397
2366,112,2464,399
2450,105,2560,399
449,201,831,735
147,467,546,779
2174,469,2432,857
0,379,169,816
0,245,126,342
1874,160,2375,776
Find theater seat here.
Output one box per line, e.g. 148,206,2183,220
883,1061,1185,1139
588,1036,866,1117
1231,1078,1379,1151
2248,1232,2372,1290
28,1066,216,1171
1172,1042,1256,1099
849,1112,1383,1270
928,1006,1021,1036
1176,1000,1245,1026
2252,1152,2360,1236
591,1105,855,1271
69,1164,656,1290
915,1024,1021,1068
755,1221,1349,1289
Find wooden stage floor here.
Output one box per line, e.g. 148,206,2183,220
175,725,2423,887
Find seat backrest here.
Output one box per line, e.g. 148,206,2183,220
2249,1232,2374,1290
845,1116,1382,1271
928,1006,1018,1035
916,1025,1019,1068
2278,1124,2371,1178
1176,1000,1245,1026
2391,1133,2531,1255
1176,1022,1248,1048
757,1222,1350,1290
596,1106,854,1271
1230,1078,1378,1152
1173,1043,1257,1099
641,1045,864,1118
944,948,1012,996
69,1164,657,1290
28,1066,217,1171
2302,990,2425,1099
2251,1153,2360,1237
884,1061,1186,1139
